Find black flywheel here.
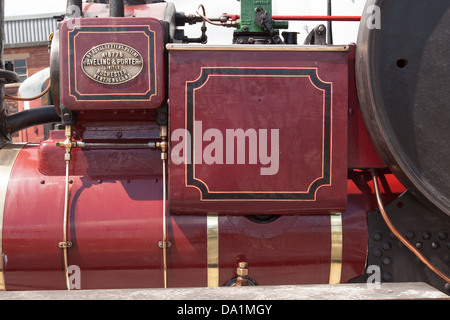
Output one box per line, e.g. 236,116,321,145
356,0,450,216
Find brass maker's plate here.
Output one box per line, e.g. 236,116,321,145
82,43,144,85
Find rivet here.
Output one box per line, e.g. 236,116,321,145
415,242,423,249
382,242,392,251
69,180,73,184
98,179,102,184
373,232,382,241
382,256,391,265
154,178,159,183
406,231,415,240
126,179,131,183
431,242,440,250
382,272,392,282
40,180,45,185
438,232,448,240
445,283,450,292
373,247,383,258
422,232,431,240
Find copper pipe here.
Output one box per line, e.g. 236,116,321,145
5,82,50,101
62,158,71,290
371,169,450,284
58,125,74,290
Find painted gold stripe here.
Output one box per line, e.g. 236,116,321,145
0,143,26,291
207,213,219,287
167,44,350,52
329,212,343,284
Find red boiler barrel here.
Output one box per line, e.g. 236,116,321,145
0,142,385,291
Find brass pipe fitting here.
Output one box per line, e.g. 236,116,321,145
235,262,249,286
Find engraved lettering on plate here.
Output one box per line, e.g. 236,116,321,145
81,43,144,85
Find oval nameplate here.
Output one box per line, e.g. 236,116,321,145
81,43,144,85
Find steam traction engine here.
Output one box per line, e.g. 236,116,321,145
0,0,449,293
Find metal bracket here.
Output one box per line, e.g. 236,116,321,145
58,241,73,249
158,241,172,249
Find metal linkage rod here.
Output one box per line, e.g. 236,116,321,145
56,141,160,149
76,142,158,148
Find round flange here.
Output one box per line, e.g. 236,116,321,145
356,0,450,216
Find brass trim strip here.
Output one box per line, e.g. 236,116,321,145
0,143,26,291
329,212,343,284
207,213,219,287
162,158,168,289
167,44,350,52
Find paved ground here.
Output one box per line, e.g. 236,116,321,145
0,282,448,300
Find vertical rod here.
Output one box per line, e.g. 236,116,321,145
162,158,168,288
66,0,83,18
109,0,125,18
0,0,6,144
327,0,333,44
0,0,4,72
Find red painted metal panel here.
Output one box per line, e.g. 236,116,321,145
347,48,385,168
168,203,369,287
169,48,349,214
59,17,165,111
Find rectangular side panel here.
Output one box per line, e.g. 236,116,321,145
60,17,165,111
169,46,349,215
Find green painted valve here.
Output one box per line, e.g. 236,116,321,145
235,0,288,34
